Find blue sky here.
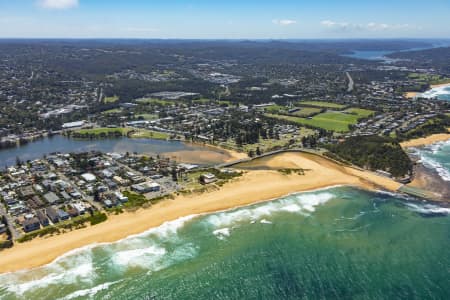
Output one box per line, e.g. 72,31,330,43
0,0,449,38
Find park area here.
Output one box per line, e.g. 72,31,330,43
265,107,374,132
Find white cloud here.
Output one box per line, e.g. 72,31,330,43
321,20,420,32
272,19,297,26
38,0,79,10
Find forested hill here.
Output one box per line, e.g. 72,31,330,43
326,136,413,178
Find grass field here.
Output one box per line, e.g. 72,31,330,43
104,96,119,103
343,108,375,118
264,104,286,113
75,127,131,135
74,127,170,140
101,108,123,115
192,98,212,104
291,107,322,117
299,101,346,109
130,129,169,140
136,114,158,120
220,127,315,153
136,98,174,106
266,111,362,132
408,73,450,85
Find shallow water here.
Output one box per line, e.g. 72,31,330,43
0,135,214,167
419,85,450,101
0,186,449,300
413,139,450,182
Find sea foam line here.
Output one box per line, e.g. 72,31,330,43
0,184,409,278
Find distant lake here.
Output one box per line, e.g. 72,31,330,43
343,50,394,61
0,135,211,167
342,44,448,62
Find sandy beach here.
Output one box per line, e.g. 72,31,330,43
0,152,401,273
430,82,450,89
404,91,418,99
164,143,248,164
400,130,450,148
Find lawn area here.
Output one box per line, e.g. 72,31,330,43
136,98,174,106
299,101,346,109
220,127,315,153
104,96,119,103
192,98,212,104
101,108,123,115
136,114,158,120
343,108,375,118
266,111,360,132
291,107,322,117
75,127,131,136
130,129,170,140
264,104,287,113
408,73,450,85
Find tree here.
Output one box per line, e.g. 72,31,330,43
256,146,262,156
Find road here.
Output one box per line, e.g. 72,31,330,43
0,202,21,240
346,72,354,92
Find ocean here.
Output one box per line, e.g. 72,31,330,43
419,85,450,101
0,186,449,300
412,139,450,182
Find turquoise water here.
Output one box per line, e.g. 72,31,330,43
413,139,450,182
420,85,450,101
0,186,449,300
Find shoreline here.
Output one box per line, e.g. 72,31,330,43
0,152,400,274
401,132,450,201
430,82,450,89
399,130,450,148
404,82,450,99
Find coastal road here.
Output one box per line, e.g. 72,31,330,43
346,72,354,92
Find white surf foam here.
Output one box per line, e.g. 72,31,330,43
112,245,167,268
4,253,94,296
213,228,231,240
204,191,335,230
405,203,450,215
60,280,122,300
420,85,450,99
415,141,450,182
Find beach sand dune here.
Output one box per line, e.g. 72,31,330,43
0,152,400,274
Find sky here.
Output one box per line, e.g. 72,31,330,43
0,0,449,39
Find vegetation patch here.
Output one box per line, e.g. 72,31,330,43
130,129,169,140
299,101,346,109
104,95,119,103
396,115,450,141
343,108,375,118
408,73,450,85
136,98,174,106
278,168,306,175
17,212,108,243
71,127,132,139
265,112,359,132
326,135,412,177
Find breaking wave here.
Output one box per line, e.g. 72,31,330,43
205,191,335,239
419,85,450,100
413,140,450,182
404,203,450,216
